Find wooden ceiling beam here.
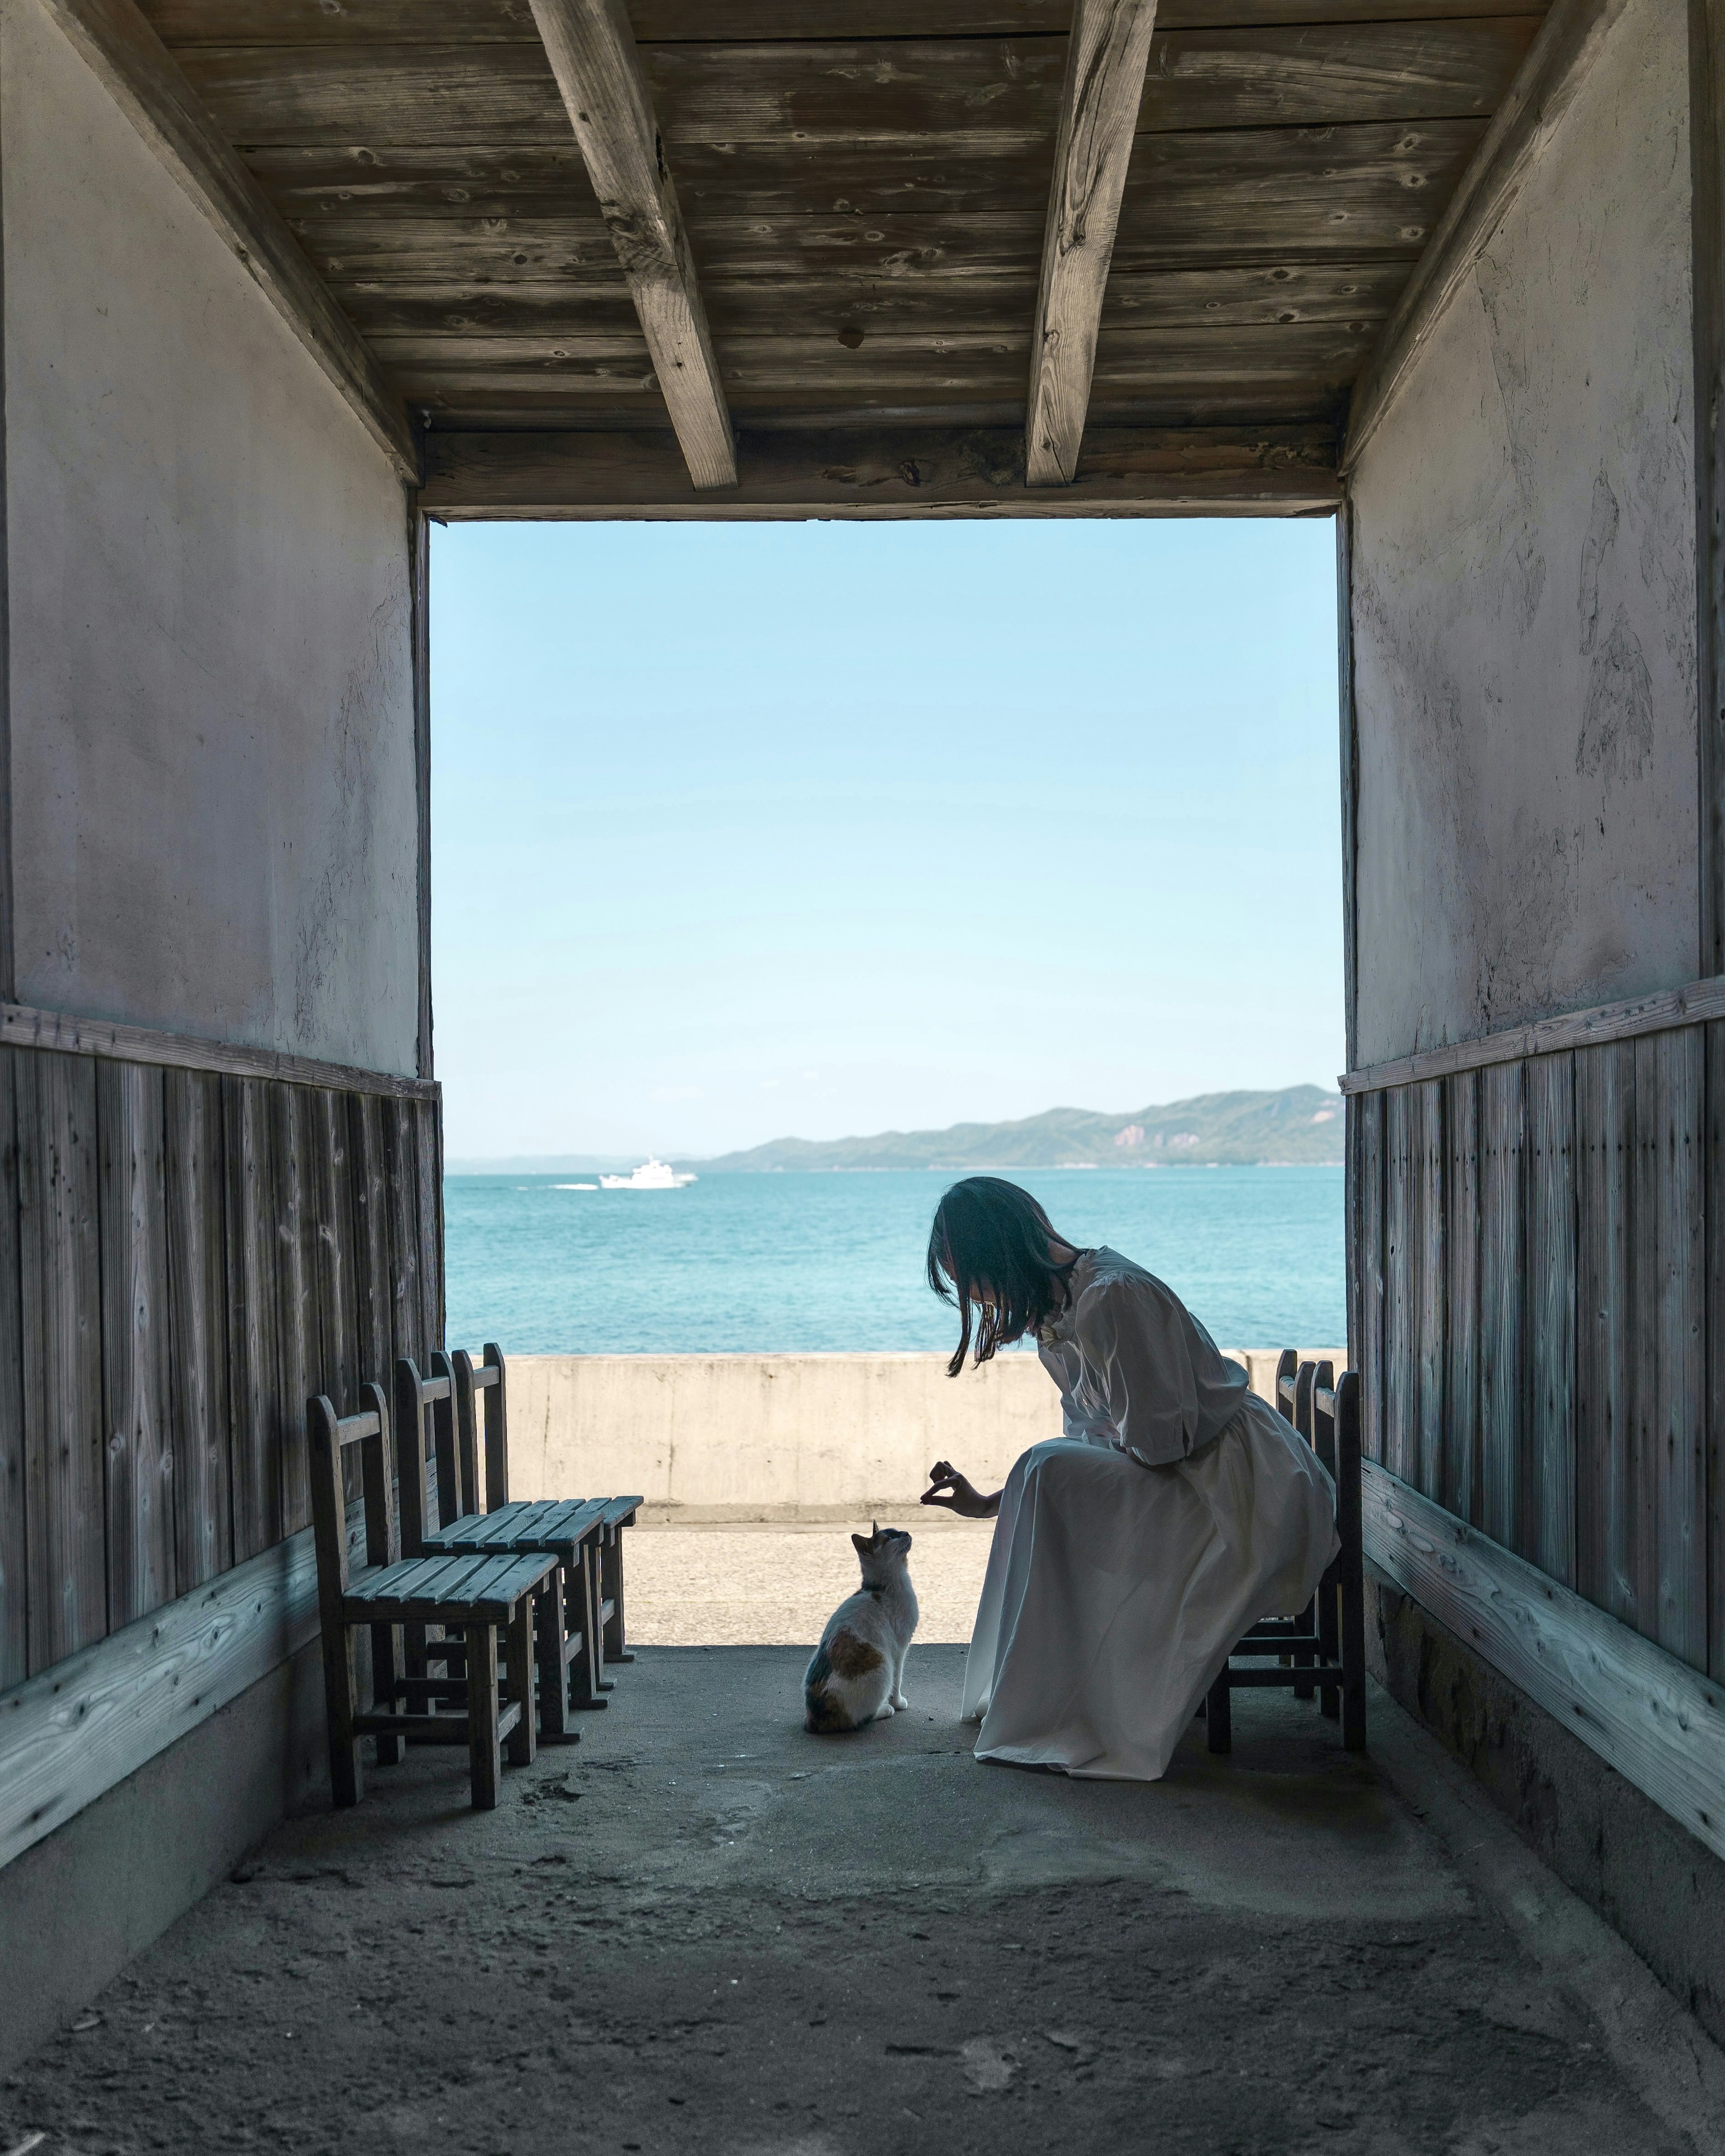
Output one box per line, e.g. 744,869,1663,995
40,0,419,483
420,423,1338,519
1025,0,1160,486
525,0,735,490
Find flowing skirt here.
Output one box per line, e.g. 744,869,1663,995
960,1392,1340,1781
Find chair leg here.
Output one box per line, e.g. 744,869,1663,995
321,1624,364,1807
1341,1561,1367,1753
1206,1670,1232,1755
1318,1570,1341,1722
370,1621,405,1765
466,1623,502,1809
535,1571,576,1743
1293,1595,1315,1702
504,1598,537,1768
602,1529,633,1665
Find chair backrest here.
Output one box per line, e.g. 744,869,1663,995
452,1343,508,1511
307,1384,397,1599
1309,1359,1337,1474
1274,1347,1299,1422
394,1356,459,1555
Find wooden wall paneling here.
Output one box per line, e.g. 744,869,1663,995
1352,1089,1386,1464
1382,1085,1414,1483
1576,1038,1634,1623
308,1085,357,1413
1413,1079,1446,1503
1478,1058,1525,1554
380,1093,421,1372
19,1050,106,1669
222,1076,281,1561
162,1068,229,1591
414,1096,444,1357
0,1050,26,1689
1442,1068,1481,1525
1628,1035,1662,1640
1525,1051,1577,1586
270,1084,317,1539
348,1091,392,1397
97,1061,174,1627
1712,1021,1725,1681
1652,1028,1707,1668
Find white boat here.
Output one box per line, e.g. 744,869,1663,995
598,1156,696,1190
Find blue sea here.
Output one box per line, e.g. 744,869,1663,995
443,1166,1346,1355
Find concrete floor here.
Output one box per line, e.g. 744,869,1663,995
4,1648,1724,2156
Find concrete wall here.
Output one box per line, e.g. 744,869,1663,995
0,0,420,1074
1349,0,1698,1065
506,1348,1344,1519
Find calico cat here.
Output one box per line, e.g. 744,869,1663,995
803,1524,919,1734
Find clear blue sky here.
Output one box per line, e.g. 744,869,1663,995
430,517,1344,1161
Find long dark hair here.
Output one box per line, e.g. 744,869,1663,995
926,1177,1081,1377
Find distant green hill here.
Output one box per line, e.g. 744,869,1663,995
692,1087,1344,1172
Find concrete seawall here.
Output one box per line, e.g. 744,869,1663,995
506,1349,1347,1521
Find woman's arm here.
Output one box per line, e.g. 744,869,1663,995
920,1460,1002,1518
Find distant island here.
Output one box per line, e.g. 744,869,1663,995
692,1087,1344,1173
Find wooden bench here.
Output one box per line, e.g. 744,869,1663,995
1204,1360,1367,1755
307,1387,557,1809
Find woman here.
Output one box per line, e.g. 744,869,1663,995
921,1176,1337,1781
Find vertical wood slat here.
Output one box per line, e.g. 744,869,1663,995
1443,1069,1480,1526
0,1051,25,1689
98,1061,175,1628
224,1075,281,1563
1413,1080,1445,1504
1630,1036,1663,1643
1478,1059,1525,1554
164,1068,230,1590
1710,1023,1725,1682
1651,1028,1706,1668
414,1095,444,1359
1349,1089,1385,1461
272,1085,317,1538
348,1092,392,1406
19,1050,106,1670
1381,1088,1413,1483
1526,1053,1577,1585
1577,1039,1635,1625
308,1085,357,1414
381,1095,421,1372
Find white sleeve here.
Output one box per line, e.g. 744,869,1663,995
1072,1276,1198,1466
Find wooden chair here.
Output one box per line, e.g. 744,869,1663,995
1204,1362,1366,1755
415,1346,642,1719
307,1388,557,1809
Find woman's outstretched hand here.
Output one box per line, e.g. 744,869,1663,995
921,1460,1002,1519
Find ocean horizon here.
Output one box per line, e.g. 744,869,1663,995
443,1164,1346,1357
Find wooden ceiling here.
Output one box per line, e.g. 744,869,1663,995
124,0,1552,513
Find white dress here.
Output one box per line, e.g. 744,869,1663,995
960,1247,1339,1781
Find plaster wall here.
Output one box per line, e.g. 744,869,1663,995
1349,0,1699,1066
0,0,420,1075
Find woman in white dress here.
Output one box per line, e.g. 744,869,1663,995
921,1177,1338,1782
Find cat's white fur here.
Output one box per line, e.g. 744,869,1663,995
803,1525,919,1734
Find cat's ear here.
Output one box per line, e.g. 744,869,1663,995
851,1532,868,1554
871,1520,880,1538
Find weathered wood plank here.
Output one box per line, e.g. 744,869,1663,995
0,1053,26,1689
1343,0,1632,469
1362,1459,1725,1870
1442,1069,1480,1526
271,1086,317,1539
1341,973,1725,1095
38,0,417,479
164,1067,230,1593
1629,1035,1663,1644
0,1002,438,1102
1412,1080,1445,1504
19,1052,107,1670
1711,1021,1725,1682
1652,1028,1707,1669
381,1094,422,1371
348,1092,392,1399
526,0,735,488
1025,0,1159,485
1525,1052,1576,1585
222,1076,281,1562
414,1097,445,1360
97,1061,175,1628
1477,1059,1524,1555
422,422,1339,518
308,1085,358,1418
1575,1039,1634,1625
1382,1086,1414,1485
173,24,1533,150
1353,1088,1385,1467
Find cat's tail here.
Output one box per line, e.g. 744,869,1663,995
804,1642,849,1733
